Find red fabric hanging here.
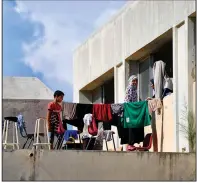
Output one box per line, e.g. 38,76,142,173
92,104,112,122
88,118,98,136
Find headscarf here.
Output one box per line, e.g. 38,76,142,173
124,75,138,102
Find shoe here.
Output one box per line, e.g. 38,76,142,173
127,145,136,151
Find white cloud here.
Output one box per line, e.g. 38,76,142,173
14,1,125,92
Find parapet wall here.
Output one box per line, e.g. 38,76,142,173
2,150,196,181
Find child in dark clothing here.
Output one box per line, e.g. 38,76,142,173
47,90,64,149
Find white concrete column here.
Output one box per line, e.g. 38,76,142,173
116,63,126,103
172,25,179,152
114,66,118,103
186,17,196,113
113,63,125,149
173,17,195,152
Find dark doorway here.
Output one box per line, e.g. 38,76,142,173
153,41,173,78
103,78,114,104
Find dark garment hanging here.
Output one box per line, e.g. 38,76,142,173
111,104,123,117
63,119,84,132
124,128,144,145
62,103,77,120
62,104,92,132
103,122,111,130
76,104,93,119
93,104,112,122
111,115,127,144
112,112,144,145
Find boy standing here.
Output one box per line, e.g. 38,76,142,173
47,90,64,149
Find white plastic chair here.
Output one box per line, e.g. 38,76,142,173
33,117,51,150
2,117,19,150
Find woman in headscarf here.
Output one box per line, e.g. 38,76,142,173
146,79,155,101
124,75,138,102
122,75,144,151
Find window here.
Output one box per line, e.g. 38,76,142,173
139,58,152,101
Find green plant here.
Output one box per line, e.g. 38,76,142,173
179,105,196,152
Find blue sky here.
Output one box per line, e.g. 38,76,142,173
3,0,126,102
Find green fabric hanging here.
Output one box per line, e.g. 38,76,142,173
122,101,151,128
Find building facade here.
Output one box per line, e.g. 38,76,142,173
73,1,196,152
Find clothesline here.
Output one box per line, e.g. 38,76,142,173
62,99,162,136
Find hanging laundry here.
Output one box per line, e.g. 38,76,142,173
83,114,92,126
81,115,91,138
88,118,98,136
120,128,144,145
64,130,78,141
103,122,111,130
63,119,84,132
93,104,112,122
148,98,162,115
153,60,166,99
92,122,104,150
122,101,151,128
62,103,77,120
62,104,92,132
97,130,114,142
153,60,173,99
111,110,144,145
110,104,125,144
16,114,25,134
76,104,93,119
111,104,123,117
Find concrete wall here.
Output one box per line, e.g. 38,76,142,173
3,99,51,134
92,86,102,104
73,0,195,101
2,99,53,149
2,150,196,181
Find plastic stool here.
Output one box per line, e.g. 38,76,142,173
33,118,51,150
3,117,19,150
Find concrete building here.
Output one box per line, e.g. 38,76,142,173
73,1,196,152
3,77,54,148
3,76,54,100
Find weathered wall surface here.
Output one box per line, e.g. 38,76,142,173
73,0,195,101
2,99,75,149
3,99,51,134
2,150,196,181
2,99,51,149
